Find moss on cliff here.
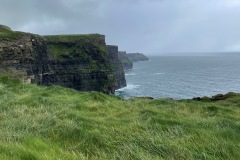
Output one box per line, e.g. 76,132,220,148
43,34,116,93
0,26,122,93
0,28,22,41
45,34,109,68
45,34,107,56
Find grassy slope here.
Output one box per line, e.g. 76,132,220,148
0,77,240,159
0,28,22,41
44,34,108,61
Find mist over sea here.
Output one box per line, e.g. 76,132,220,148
116,56,240,99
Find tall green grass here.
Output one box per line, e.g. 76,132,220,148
0,76,240,159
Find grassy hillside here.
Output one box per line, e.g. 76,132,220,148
0,28,22,41
0,76,240,159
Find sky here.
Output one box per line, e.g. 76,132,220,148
1,0,240,55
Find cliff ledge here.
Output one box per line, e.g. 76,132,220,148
0,25,126,93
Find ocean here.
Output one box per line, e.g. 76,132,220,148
116,56,240,99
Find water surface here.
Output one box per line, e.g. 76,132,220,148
116,56,240,99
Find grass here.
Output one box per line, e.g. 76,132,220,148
0,28,22,41
0,76,240,159
44,34,110,71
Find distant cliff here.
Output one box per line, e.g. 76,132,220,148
127,53,149,62
118,51,133,70
106,45,126,89
0,25,126,94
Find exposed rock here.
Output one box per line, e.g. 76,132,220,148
0,26,126,94
0,29,48,84
192,92,237,102
118,51,133,70
127,53,149,62
106,45,126,89
43,34,119,94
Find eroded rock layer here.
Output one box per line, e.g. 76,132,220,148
106,45,126,89
0,25,126,93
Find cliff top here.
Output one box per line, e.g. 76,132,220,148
0,26,22,41
44,34,105,43
44,34,108,62
127,53,149,62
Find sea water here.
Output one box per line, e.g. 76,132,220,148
116,56,240,99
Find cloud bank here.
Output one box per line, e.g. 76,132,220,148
1,0,240,55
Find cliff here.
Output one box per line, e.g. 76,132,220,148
0,25,126,93
44,34,118,93
118,51,133,70
127,53,149,62
106,45,126,89
0,26,48,84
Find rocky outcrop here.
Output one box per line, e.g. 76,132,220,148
118,51,133,70
0,25,126,94
127,53,149,62
192,92,237,102
106,45,126,89
43,34,117,94
0,27,48,84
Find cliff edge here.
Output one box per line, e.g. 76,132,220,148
127,53,149,62
106,45,127,89
0,25,126,93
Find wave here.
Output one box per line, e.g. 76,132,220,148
125,73,136,76
116,84,140,91
153,72,165,75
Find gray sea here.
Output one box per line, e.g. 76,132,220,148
116,56,240,99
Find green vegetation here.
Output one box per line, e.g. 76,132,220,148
0,28,22,41
44,34,104,43
1,76,240,159
0,68,27,80
45,34,109,71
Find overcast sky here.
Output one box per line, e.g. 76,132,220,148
1,0,240,55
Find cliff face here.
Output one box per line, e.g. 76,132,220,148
0,25,126,94
44,34,116,94
118,51,133,70
127,53,149,62
0,27,48,84
106,45,126,89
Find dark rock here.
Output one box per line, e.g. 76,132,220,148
43,34,118,94
0,26,126,94
192,97,201,101
106,45,126,89
192,92,237,102
0,29,48,84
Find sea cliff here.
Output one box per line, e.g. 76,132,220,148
118,51,133,70
0,25,126,93
106,45,127,89
127,53,149,62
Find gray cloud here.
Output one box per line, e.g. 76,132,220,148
1,0,240,55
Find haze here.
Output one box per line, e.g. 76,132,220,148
1,0,240,55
